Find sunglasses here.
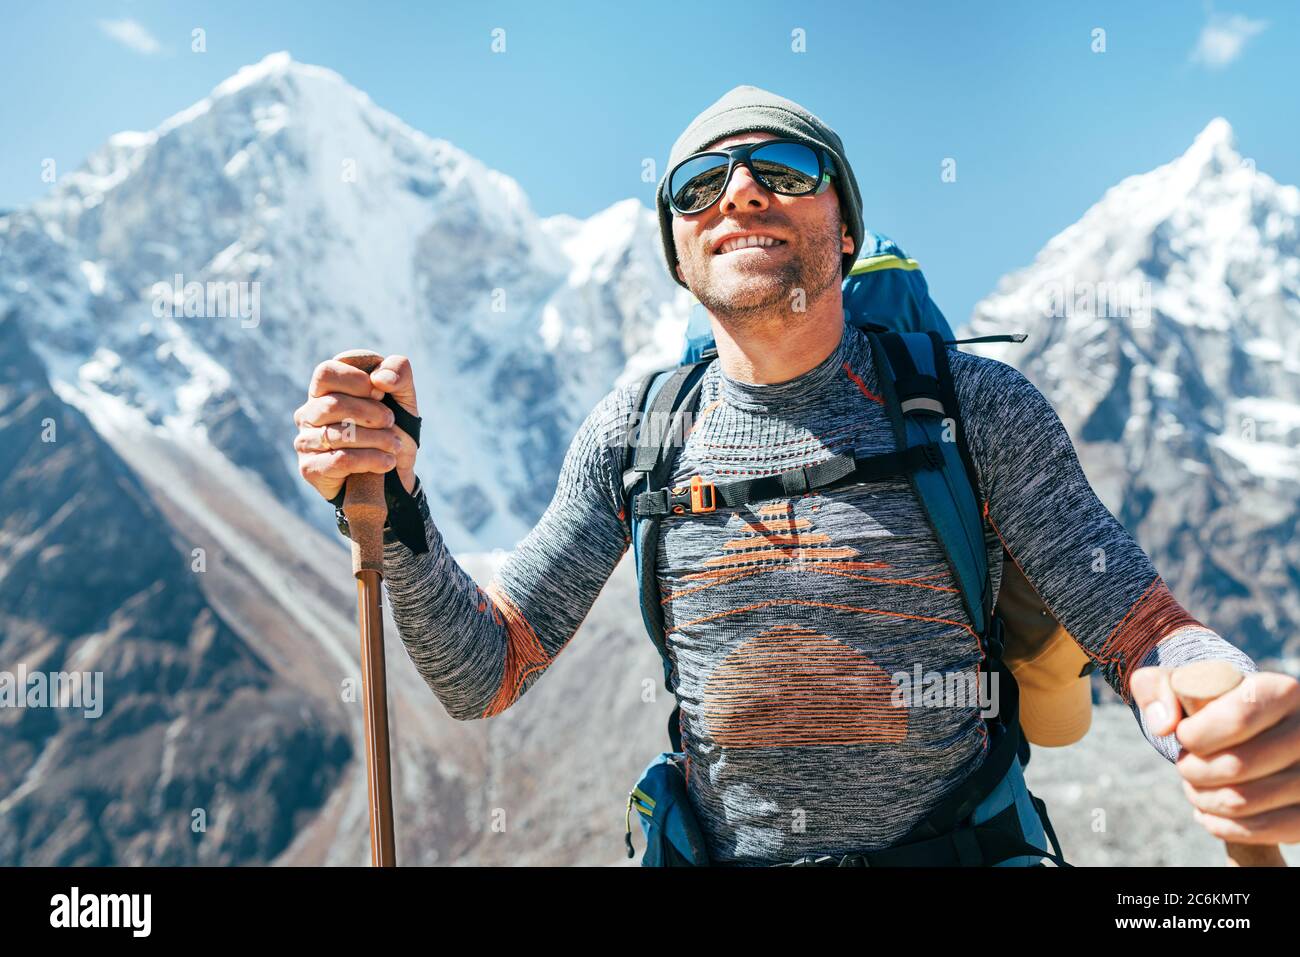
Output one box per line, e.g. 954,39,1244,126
663,138,837,216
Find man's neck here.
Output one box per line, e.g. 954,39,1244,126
709,292,846,385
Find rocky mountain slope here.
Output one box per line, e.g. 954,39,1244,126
0,312,349,864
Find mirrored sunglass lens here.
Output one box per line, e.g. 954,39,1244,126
670,155,733,213
671,154,730,212
751,142,821,193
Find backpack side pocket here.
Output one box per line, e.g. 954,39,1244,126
625,751,710,867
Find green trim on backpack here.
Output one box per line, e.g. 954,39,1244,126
849,252,921,275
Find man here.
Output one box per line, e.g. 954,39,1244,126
294,86,1299,865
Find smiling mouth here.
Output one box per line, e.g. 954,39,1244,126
715,236,788,255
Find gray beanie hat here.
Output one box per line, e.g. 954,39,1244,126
656,84,864,290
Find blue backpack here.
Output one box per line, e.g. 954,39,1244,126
619,232,1069,867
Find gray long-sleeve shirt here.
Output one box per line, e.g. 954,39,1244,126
377,323,1256,865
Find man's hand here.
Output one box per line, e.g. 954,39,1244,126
294,353,420,502
1132,665,1300,845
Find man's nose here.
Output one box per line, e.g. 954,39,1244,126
720,164,770,212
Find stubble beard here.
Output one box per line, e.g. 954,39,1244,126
688,231,843,333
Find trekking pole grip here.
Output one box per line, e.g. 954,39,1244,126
334,349,389,576
1170,660,1287,867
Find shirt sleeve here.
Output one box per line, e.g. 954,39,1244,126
952,351,1258,762
378,384,635,720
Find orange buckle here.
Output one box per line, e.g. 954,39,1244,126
669,475,717,515
691,475,717,513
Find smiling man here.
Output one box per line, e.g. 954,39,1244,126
294,85,1299,866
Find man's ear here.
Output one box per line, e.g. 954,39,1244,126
675,262,686,284
841,221,854,256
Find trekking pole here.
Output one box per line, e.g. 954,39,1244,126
1170,660,1286,867
336,349,397,867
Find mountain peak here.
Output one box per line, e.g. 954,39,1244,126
1180,116,1241,175
210,51,349,101
1193,116,1235,147
212,50,295,95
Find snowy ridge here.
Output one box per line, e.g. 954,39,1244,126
0,52,691,552
965,117,1299,478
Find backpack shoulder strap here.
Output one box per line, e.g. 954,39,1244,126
866,329,995,647
619,359,712,752
621,360,712,526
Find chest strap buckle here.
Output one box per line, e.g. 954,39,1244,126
669,475,717,515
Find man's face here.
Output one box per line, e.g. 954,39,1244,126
670,130,854,317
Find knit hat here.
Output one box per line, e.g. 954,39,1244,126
656,85,864,290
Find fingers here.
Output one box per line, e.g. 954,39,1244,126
1182,762,1300,820
392,418,418,470
1176,671,1300,756
369,354,418,417
312,448,397,478
1191,801,1300,846
296,353,420,502
298,448,398,500
309,359,383,401
294,393,395,430
1176,712,1300,788
294,424,403,456
1129,666,1182,737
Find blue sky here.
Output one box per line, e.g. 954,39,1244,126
2,1,1296,323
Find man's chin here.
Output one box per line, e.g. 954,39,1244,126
698,264,794,310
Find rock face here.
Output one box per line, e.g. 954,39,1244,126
962,118,1300,671
0,312,350,865
0,53,1293,866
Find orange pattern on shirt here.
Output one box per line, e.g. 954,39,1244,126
703,625,907,747
480,582,550,718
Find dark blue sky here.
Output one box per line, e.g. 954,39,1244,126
2,0,1296,323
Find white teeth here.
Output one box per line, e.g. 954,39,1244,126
719,235,784,254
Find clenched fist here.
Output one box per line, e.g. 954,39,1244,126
1132,665,1300,848
294,353,419,502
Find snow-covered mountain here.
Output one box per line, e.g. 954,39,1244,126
0,53,691,866
2,51,690,552
962,117,1300,666
1,53,1295,865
